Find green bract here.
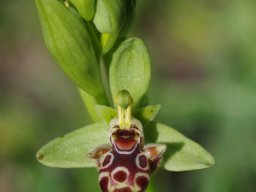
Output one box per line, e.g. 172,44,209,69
35,0,104,96
109,38,151,108
121,0,136,35
93,0,127,53
70,0,96,21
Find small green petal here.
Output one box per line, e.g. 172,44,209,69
133,105,161,125
109,38,151,109
35,0,104,96
145,122,215,171
95,105,117,124
36,123,109,168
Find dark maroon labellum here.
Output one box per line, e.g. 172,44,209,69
88,118,166,192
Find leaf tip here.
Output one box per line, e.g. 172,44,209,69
204,152,215,167
153,104,161,113
36,151,44,161
189,151,215,170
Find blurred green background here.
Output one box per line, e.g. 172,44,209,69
1,0,256,191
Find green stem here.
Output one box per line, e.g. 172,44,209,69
99,58,113,106
79,88,108,122
146,179,156,192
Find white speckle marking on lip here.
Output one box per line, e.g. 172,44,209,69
101,153,114,169
135,153,149,170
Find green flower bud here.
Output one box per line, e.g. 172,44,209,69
93,0,135,54
109,38,151,108
35,0,104,96
69,0,96,21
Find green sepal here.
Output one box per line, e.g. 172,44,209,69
36,123,108,168
133,105,161,125
93,0,126,53
145,122,215,171
69,0,96,21
109,38,151,108
95,105,117,125
35,0,104,96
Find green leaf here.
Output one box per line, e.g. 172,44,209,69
35,0,104,96
95,105,117,124
145,122,215,171
70,0,96,21
93,0,126,53
133,105,161,125
36,123,109,168
109,38,151,108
